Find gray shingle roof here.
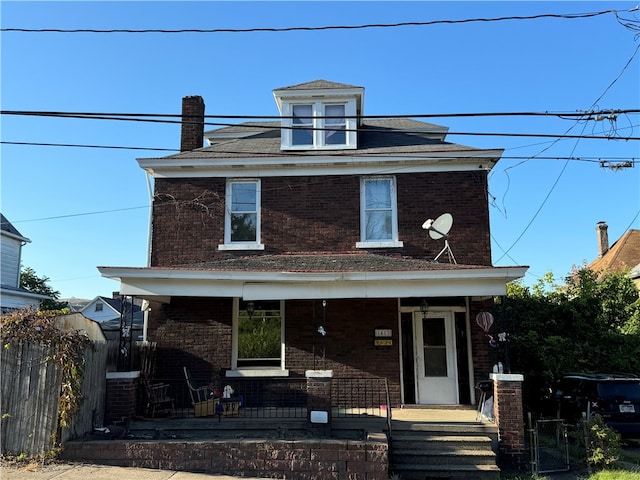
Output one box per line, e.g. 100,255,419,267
165,253,492,272
161,119,485,161
0,213,25,238
273,79,363,91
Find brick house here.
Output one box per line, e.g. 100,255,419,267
99,80,527,408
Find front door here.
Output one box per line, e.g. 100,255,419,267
414,311,458,404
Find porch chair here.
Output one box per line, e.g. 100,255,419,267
141,376,175,418
183,366,219,417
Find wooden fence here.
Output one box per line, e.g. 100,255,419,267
1,340,108,457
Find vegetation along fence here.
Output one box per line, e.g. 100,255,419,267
1,340,108,457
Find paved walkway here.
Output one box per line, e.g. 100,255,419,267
1,463,262,480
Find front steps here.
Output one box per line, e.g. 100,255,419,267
389,421,500,480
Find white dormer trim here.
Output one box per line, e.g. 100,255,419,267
273,83,364,151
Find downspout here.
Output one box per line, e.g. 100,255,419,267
465,296,476,404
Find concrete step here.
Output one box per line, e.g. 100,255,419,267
392,433,495,450
391,421,497,435
390,425,499,480
393,448,497,466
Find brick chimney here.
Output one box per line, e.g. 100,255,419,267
597,221,609,257
180,95,205,152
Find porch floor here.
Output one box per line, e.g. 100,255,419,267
124,405,491,441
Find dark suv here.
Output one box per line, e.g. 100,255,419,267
554,373,640,436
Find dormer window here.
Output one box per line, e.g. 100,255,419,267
273,80,364,151
285,101,355,150
291,103,347,147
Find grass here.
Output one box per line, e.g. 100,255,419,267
502,469,640,480
589,471,640,480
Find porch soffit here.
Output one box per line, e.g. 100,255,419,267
98,254,528,302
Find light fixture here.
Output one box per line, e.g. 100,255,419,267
246,301,255,320
317,326,327,336
420,299,429,319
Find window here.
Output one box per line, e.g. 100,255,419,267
95,302,103,312
219,179,264,250
292,105,313,146
357,177,403,248
228,299,288,377
282,100,356,150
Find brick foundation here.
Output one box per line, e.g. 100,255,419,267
491,373,525,469
62,434,388,480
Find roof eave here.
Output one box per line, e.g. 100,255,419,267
98,265,528,302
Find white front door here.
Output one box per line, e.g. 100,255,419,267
414,311,458,404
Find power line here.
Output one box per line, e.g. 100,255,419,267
1,140,637,165
1,206,150,225
1,141,179,152
493,40,640,266
0,9,624,34
3,109,638,120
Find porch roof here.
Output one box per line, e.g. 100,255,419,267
98,253,527,302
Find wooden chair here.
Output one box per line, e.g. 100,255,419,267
142,377,175,418
183,367,219,417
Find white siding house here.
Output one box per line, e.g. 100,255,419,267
0,213,51,312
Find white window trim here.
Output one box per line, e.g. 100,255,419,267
227,298,289,378
281,99,357,151
219,179,264,251
357,176,403,249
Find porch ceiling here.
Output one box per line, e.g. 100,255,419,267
98,253,527,302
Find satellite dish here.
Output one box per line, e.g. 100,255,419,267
423,213,453,240
422,213,457,264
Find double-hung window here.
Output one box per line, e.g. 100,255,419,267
219,179,264,250
283,101,356,150
227,299,288,377
357,176,403,248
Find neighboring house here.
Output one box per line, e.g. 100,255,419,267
62,297,92,312
0,213,51,312
588,221,640,284
99,80,527,407
80,294,143,341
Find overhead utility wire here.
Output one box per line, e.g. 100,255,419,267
2,141,638,162
1,141,178,152
1,206,150,225
0,10,623,34
4,109,638,120
2,113,638,140
493,36,640,265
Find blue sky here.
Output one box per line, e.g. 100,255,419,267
1,1,639,301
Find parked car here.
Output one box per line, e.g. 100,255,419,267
554,373,640,436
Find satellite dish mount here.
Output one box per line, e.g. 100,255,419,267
422,213,457,264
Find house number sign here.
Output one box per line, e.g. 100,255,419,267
374,328,393,346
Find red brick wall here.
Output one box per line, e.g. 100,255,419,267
150,170,491,267
105,377,138,425
493,376,525,469
63,434,389,480
286,299,402,405
147,297,233,382
146,297,402,406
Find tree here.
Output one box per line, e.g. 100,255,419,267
504,267,640,413
19,266,68,311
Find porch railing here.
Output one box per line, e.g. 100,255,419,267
140,375,391,421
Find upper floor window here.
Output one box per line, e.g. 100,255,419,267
356,177,403,249
219,179,265,251
282,100,356,150
95,302,103,312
